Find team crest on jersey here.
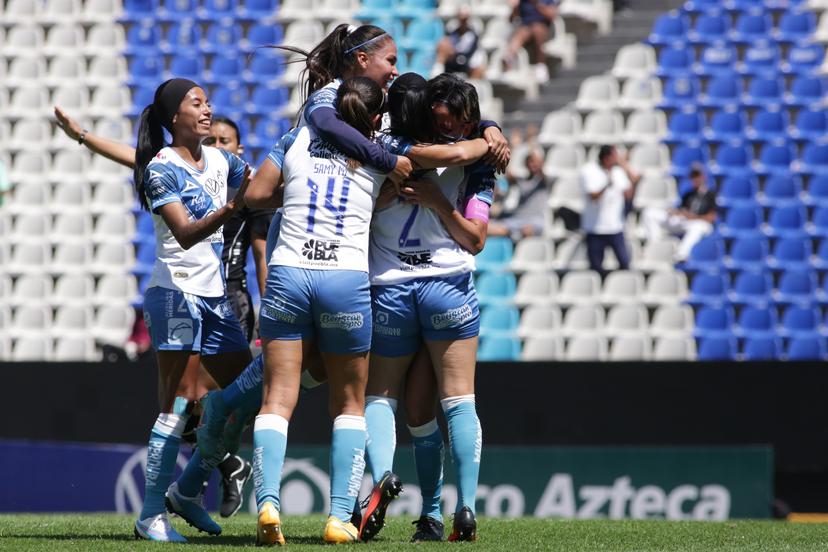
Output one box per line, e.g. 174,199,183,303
397,250,433,267
204,177,222,197
302,239,339,262
308,137,345,162
320,312,364,331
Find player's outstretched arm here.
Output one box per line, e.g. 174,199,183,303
407,138,490,169
245,158,284,209
55,106,137,169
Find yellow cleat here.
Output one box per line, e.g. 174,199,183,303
256,502,285,547
323,515,359,544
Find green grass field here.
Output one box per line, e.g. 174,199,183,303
1,515,827,551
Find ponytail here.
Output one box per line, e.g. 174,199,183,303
336,77,385,139
133,104,165,211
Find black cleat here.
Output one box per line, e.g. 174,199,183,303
350,506,362,530
411,515,444,542
218,454,252,518
358,471,403,542
447,506,477,542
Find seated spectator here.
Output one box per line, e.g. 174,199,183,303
488,148,549,239
580,145,640,275
642,164,717,262
433,6,487,79
504,0,559,83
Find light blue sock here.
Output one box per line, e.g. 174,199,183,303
329,415,367,522
364,396,397,484
221,354,264,411
253,414,289,511
442,395,481,515
409,419,444,521
139,397,190,520
176,450,224,498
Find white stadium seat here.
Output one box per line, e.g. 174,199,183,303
5,57,47,87
9,87,50,119
653,337,697,361
50,213,92,244
543,144,585,180
510,236,555,273
558,270,601,305
553,235,590,271
90,181,135,212
522,336,564,361
94,305,136,346
560,0,613,34
10,120,52,152
91,243,136,274
52,243,93,275
84,24,126,54
11,213,51,244
95,274,138,307
93,212,136,244
53,274,95,307
49,151,91,185
3,0,41,26
43,24,86,56
514,273,558,307
580,109,624,145
52,305,94,338
609,336,652,361
9,274,53,307
601,270,645,305
46,56,88,87
82,0,124,22
575,76,619,112
629,143,671,178
317,0,359,22
633,176,678,210
565,335,608,361
623,109,667,145
543,17,577,69
5,244,51,275
278,0,321,21
547,175,585,212
538,109,582,148
10,152,51,184
282,20,325,51
93,118,133,144
87,86,132,118
9,305,52,338
518,305,562,338
617,77,663,112
561,304,604,337
650,305,695,338
641,271,688,306
51,86,90,114
87,55,129,86
636,238,680,272
12,337,53,361
54,337,99,361
51,181,91,212
611,43,657,80
480,17,512,52
88,155,132,185
604,304,649,337
42,0,83,23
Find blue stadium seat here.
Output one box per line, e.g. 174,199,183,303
167,54,203,81
205,55,243,86
729,271,772,307
247,85,288,117
408,50,436,77
127,55,163,86
683,236,725,272
211,85,250,116
765,204,807,239
743,337,781,360
656,47,695,79
479,306,520,338
648,12,689,47
243,23,284,53
475,272,517,307
125,23,161,55
759,176,802,207
811,207,828,238
774,269,817,305
475,236,514,273
369,17,405,44
696,45,738,78
132,242,156,277
670,145,709,177
756,144,795,177
699,75,742,110
132,211,155,247
197,0,238,21
236,0,279,21
122,0,157,21
739,43,780,78
783,44,824,75
355,0,396,21
249,117,289,149
712,145,752,177
698,337,738,361
799,144,828,176
687,14,730,45
161,22,201,54
683,0,722,15
157,0,198,20
735,306,777,339
746,109,788,145
395,0,437,18
729,12,773,45
244,52,285,84
687,272,728,307
743,77,784,110
477,336,522,361
725,236,768,272
786,76,827,109
805,175,828,207
790,109,828,143
716,176,758,208
693,305,734,338
719,205,761,238
665,111,704,146
779,305,821,338
774,10,816,44
787,336,827,360
203,22,242,54
398,17,443,52
706,110,746,145
128,85,156,117
660,77,700,110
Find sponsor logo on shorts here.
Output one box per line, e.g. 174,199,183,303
168,318,194,345
262,303,297,324
217,299,234,320
397,250,433,267
374,311,401,336
320,312,364,331
302,239,339,263
431,304,474,330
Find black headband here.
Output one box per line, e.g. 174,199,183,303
153,78,199,132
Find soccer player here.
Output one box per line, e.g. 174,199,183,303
53,107,260,519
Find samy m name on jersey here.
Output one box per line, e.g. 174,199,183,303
145,146,246,297
268,125,386,273
369,133,495,285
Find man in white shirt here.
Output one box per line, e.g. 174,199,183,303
580,145,640,274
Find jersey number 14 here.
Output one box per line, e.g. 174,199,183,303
306,176,350,236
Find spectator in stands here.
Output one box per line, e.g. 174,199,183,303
642,164,717,262
503,0,559,83
0,159,10,206
580,145,640,275
433,5,487,79
488,148,548,239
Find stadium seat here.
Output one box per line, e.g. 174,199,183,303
687,272,728,307
698,336,738,361
51,213,92,244
122,0,156,20
543,144,585,180
161,21,201,54
659,76,700,111
775,10,816,44
557,270,602,306
12,337,52,361
767,238,810,272
85,25,127,55
3,25,45,59
474,236,513,273
205,55,243,86
479,306,520,338
799,144,828,176
647,12,689,47
609,336,651,361
629,143,671,178
477,336,522,361
742,337,781,360
125,23,161,55
813,207,828,238
743,77,784,110
633,177,678,211
787,336,827,360
729,12,772,45
779,306,822,338
716,176,758,209
704,110,746,145
791,109,828,143
783,44,824,75
355,0,394,20
46,55,86,88
650,304,694,337
94,243,136,275
247,85,289,117
196,0,237,20
612,44,657,80
814,240,828,270
54,337,98,361
693,305,734,339
653,337,697,360
574,76,619,112
600,271,645,305
9,305,52,339
712,145,752,178
4,0,41,23
756,144,795,177
561,305,604,337
510,237,555,273
521,337,564,361
725,237,768,273
167,54,204,81
580,110,624,145
538,109,582,147
43,23,84,56
475,272,517,307
242,23,284,53
565,335,608,361
739,43,781,78
786,76,827,109
636,238,679,272
642,271,688,305
656,47,695,79
747,110,789,145
236,0,279,20
774,270,818,305
11,213,51,244
52,306,94,338
670,145,709,178
696,45,738,78
730,268,773,306
245,52,286,85
759,176,803,207
94,305,136,346
683,237,725,272
53,275,95,308
517,305,562,338
90,181,134,213
10,275,52,307
665,111,704,146
604,304,649,336
699,76,742,110
398,17,443,52
202,22,243,54
687,13,729,45
764,205,807,240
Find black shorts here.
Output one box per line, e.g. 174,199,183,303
226,283,255,344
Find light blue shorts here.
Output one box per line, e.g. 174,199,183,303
371,272,479,357
259,265,372,354
143,286,249,355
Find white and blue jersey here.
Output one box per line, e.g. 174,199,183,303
144,145,246,297
299,80,341,128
